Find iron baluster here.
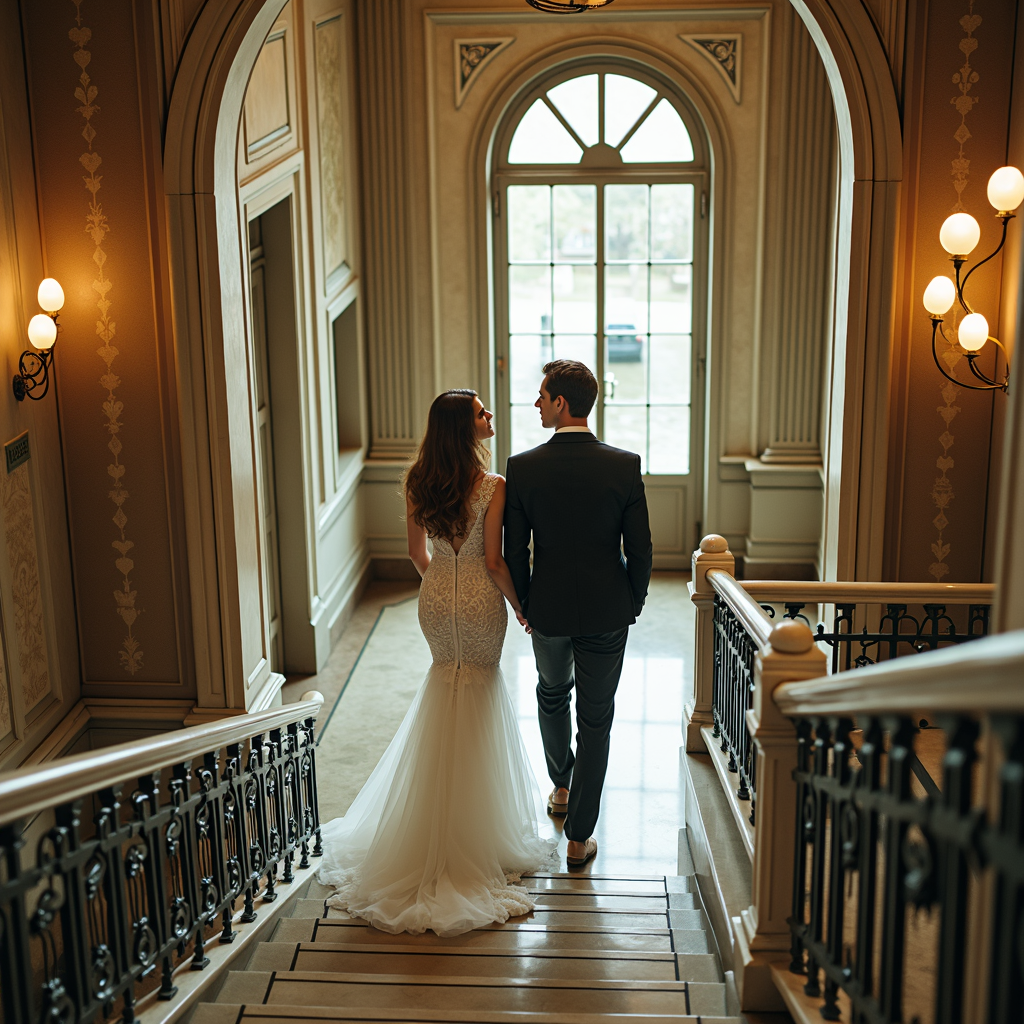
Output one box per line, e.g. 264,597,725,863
788,717,812,975
878,716,915,1022
803,717,832,999
852,718,882,1010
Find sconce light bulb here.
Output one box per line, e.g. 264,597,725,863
987,166,1024,213
27,313,57,351
939,213,982,255
923,276,956,315
36,277,65,313
957,312,989,352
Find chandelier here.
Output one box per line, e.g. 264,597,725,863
922,165,1024,392
525,0,616,11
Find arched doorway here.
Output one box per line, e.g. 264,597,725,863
162,0,902,707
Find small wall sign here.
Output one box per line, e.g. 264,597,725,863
5,432,30,474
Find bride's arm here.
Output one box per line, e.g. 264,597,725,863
484,478,529,627
406,494,430,577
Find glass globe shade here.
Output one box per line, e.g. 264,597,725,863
987,166,1024,212
939,213,982,255
36,277,64,313
957,312,989,352
923,276,956,315
27,313,57,351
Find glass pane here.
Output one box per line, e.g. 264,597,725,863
651,184,694,261
649,335,691,404
605,184,649,261
553,265,595,332
605,74,657,148
547,74,599,146
604,331,646,402
508,186,551,262
650,265,691,333
605,264,648,333
509,265,551,334
604,405,647,470
552,334,597,369
510,333,551,403
621,98,694,163
553,185,596,263
511,404,549,456
508,98,583,163
648,407,689,474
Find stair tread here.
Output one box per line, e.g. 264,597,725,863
194,1003,740,1023
279,940,678,960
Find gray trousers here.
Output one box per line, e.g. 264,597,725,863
531,627,629,842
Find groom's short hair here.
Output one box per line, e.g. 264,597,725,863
543,360,598,418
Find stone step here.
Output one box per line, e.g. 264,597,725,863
248,941,680,982
214,970,730,1017
193,1003,741,1024
273,917,676,951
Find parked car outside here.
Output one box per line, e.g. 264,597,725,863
606,323,643,362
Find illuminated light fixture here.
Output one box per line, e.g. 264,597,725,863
524,0,616,12
923,165,1022,392
13,278,64,401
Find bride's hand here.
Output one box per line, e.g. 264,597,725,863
515,610,532,633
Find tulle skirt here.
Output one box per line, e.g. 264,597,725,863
317,660,558,937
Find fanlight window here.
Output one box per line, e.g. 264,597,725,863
508,72,694,165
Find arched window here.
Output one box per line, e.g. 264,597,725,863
493,65,708,475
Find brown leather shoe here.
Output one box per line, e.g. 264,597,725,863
566,836,598,866
547,787,569,815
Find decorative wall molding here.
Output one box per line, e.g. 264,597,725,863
0,464,50,715
453,38,514,109
929,0,981,583
680,34,742,103
70,1,143,675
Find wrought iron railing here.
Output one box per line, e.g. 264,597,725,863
775,636,1024,1024
742,582,993,674
0,691,323,1024
712,593,760,824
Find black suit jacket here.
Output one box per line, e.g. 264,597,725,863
504,432,653,637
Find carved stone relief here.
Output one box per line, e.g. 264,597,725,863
680,35,742,103
454,38,514,109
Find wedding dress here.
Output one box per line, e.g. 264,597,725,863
317,474,558,936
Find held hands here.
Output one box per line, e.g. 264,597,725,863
514,609,533,634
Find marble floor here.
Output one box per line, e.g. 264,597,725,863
284,572,694,877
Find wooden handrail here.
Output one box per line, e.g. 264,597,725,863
707,568,773,647
740,580,995,604
0,691,325,827
773,631,1024,716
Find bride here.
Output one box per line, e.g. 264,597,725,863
317,389,558,936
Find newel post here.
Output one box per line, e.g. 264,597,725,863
684,534,734,751
734,619,826,1011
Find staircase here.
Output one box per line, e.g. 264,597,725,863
189,866,743,1023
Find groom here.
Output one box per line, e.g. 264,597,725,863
504,359,652,866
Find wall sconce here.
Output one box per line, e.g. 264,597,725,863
922,165,1023,393
13,278,64,402
524,0,616,12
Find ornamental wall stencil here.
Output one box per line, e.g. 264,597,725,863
929,2,981,583
680,35,742,103
454,38,514,109
70,0,144,673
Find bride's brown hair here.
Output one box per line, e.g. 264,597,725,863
405,389,490,540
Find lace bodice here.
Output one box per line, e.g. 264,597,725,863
418,474,507,668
